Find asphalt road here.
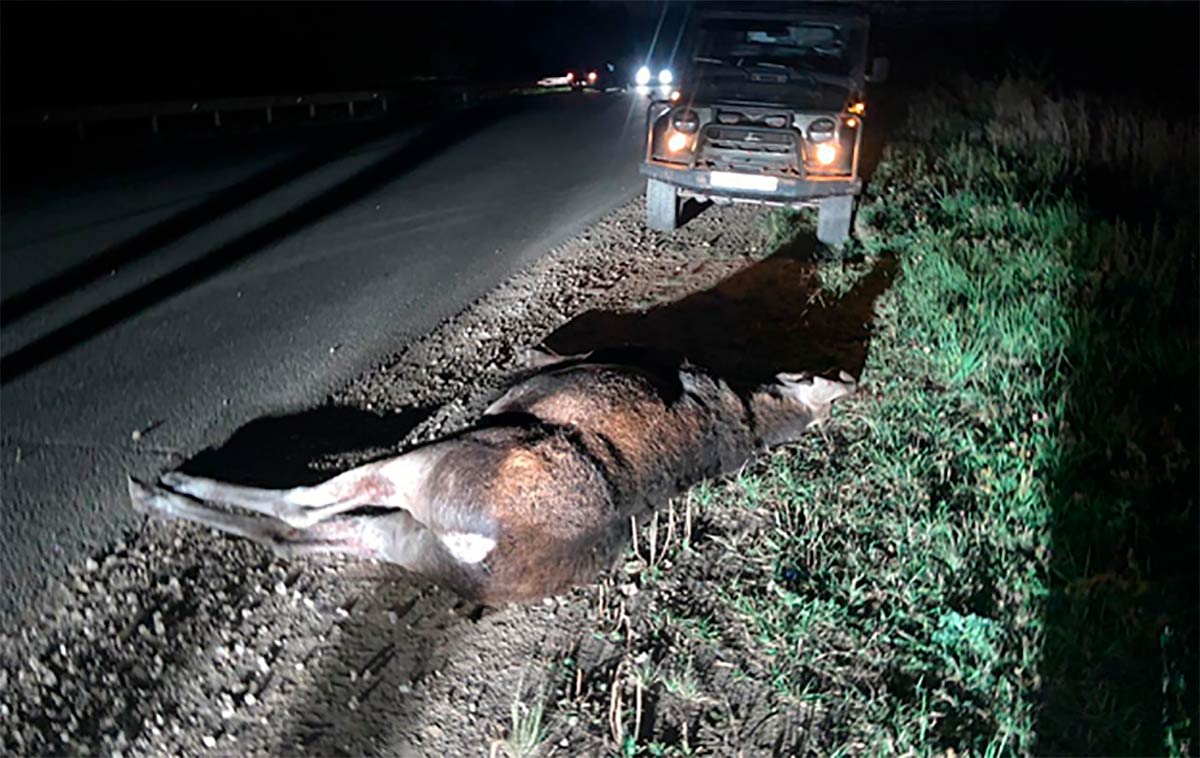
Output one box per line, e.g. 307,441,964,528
0,92,647,620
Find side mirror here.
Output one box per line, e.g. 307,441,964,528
866,57,890,84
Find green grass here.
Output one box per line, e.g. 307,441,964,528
704,74,1197,754
500,693,547,758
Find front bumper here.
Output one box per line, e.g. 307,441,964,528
641,162,861,205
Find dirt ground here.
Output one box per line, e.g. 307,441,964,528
1,197,883,757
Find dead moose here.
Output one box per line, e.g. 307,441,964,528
129,348,855,605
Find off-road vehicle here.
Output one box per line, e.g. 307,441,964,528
639,6,887,245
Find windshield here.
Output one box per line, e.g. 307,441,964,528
695,19,853,77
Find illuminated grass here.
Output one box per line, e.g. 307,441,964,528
704,75,1197,754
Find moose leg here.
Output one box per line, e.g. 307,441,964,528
128,477,385,559
159,451,434,529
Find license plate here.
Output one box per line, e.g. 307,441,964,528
710,171,779,192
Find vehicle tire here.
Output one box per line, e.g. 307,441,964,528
646,178,679,231
817,195,855,246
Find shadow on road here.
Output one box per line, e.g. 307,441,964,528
0,97,520,386
543,236,894,385
178,404,439,488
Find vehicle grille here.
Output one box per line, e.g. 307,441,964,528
714,109,791,128
695,125,802,174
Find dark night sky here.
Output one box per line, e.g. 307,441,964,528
1,1,690,109
2,1,1196,112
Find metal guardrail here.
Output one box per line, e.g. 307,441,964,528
2,82,513,139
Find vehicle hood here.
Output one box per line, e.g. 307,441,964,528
689,76,849,111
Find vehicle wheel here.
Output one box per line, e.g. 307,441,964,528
646,178,679,231
817,195,855,246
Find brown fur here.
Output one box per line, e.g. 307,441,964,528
129,351,854,605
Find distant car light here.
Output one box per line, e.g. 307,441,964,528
815,143,838,165
636,66,652,86
566,72,575,82
588,71,598,83
667,132,690,152
658,69,673,85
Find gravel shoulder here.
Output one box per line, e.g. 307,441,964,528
1,197,835,757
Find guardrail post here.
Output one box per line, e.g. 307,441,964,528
266,106,273,125
381,97,388,113
150,114,159,134
76,121,85,140
348,101,355,118
309,103,316,119
213,110,221,128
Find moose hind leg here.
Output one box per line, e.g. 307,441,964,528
128,477,379,560
159,462,397,529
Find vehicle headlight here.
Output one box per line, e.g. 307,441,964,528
807,117,836,142
667,132,691,152
658,69,673,85
671,109,700,134
636,66,652,86
815,143,838,165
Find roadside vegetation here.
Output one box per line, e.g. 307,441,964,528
541,74,1197,756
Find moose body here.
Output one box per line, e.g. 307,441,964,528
130,351,854,604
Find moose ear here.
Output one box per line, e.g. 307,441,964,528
775,372,812,386
778,372,857,412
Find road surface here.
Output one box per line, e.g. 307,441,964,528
0,92,647,620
